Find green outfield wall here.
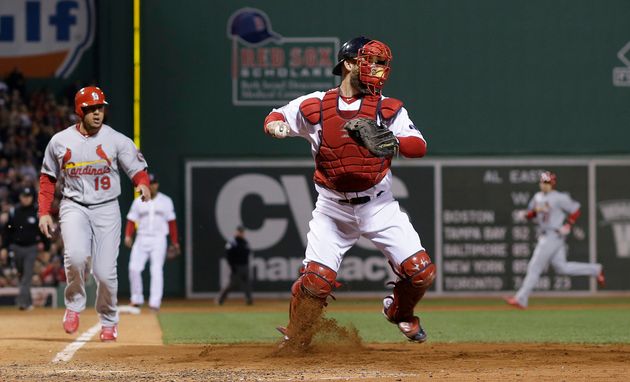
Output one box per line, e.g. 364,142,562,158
97,1,630,296
131,0,630,293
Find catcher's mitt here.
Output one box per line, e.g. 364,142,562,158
166,243,181,260
343,117,398,157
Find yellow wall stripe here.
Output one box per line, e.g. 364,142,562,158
133,0,141,148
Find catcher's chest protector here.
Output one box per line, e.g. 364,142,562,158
299,89,402,192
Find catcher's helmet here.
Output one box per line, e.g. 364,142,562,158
75,86,108,118
540,171,557,187
332,36,372,76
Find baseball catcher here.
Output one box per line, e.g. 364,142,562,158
265,36,433,348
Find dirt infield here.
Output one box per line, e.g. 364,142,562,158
1,304,629,381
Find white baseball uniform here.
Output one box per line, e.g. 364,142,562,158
41,124,147,326
270,91,426,272
126,192,176,309
514,189,602,307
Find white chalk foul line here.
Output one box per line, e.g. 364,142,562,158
52,323,101,363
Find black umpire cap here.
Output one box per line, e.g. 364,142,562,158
20,187,34,197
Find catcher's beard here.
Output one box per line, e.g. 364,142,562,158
349,67,370,95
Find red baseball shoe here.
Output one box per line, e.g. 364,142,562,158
382,295,428,343
503,296,526,310
63,309,80,334
597,270,606,288
100,325,118,342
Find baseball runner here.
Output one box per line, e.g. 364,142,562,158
38,86,151,341
124,173,179,311
505,171,605,309
265,36,436,346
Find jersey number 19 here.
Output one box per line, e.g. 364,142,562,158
94,176,111,191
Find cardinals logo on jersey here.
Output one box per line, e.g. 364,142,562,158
62,145,112,177
96,144,112,166
61,148,73,170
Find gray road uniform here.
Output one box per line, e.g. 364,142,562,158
41,124,147,326
514,190,602,307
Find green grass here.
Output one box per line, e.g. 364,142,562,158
158,297,630,345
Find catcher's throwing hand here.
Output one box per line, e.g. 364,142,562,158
167,243,181,260
343,117,399,157
266,121,289,138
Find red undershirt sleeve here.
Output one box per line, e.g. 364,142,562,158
168,220,179,244
38,174,57,216
125,220,136,237
132,170,150,188
567,209,581,225
398,136,427,158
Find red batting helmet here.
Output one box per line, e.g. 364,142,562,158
540,171,557,187
75,86,108,118
356,40,392,95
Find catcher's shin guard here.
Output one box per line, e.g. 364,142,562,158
281,262,339,347
383,251,436,342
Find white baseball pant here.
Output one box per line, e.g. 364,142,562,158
128,235,167,308
60,199,121,326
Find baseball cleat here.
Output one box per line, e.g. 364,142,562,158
382,295,428,343
276,326,289,341
503,296,526,310
100,325,118,342
398,316,428,343
597,270,606,288
63,309,80,334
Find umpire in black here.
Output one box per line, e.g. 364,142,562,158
216,226,253,305
1,187,45,310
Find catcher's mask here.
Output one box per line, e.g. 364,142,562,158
539,171,557,188
356,40,392,95
75,86,108,118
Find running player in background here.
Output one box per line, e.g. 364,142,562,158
124,173,179,312
38,86,150,341
505,171,605,309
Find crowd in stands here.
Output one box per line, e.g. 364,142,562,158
0,69,81,290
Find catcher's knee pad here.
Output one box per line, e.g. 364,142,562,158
296,261,338,299
399,251,436,288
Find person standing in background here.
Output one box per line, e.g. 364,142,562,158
216,226,253,306
124,173,179,312
1,187,46,310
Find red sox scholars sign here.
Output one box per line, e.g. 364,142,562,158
0,0,95,78
226,7,339,106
